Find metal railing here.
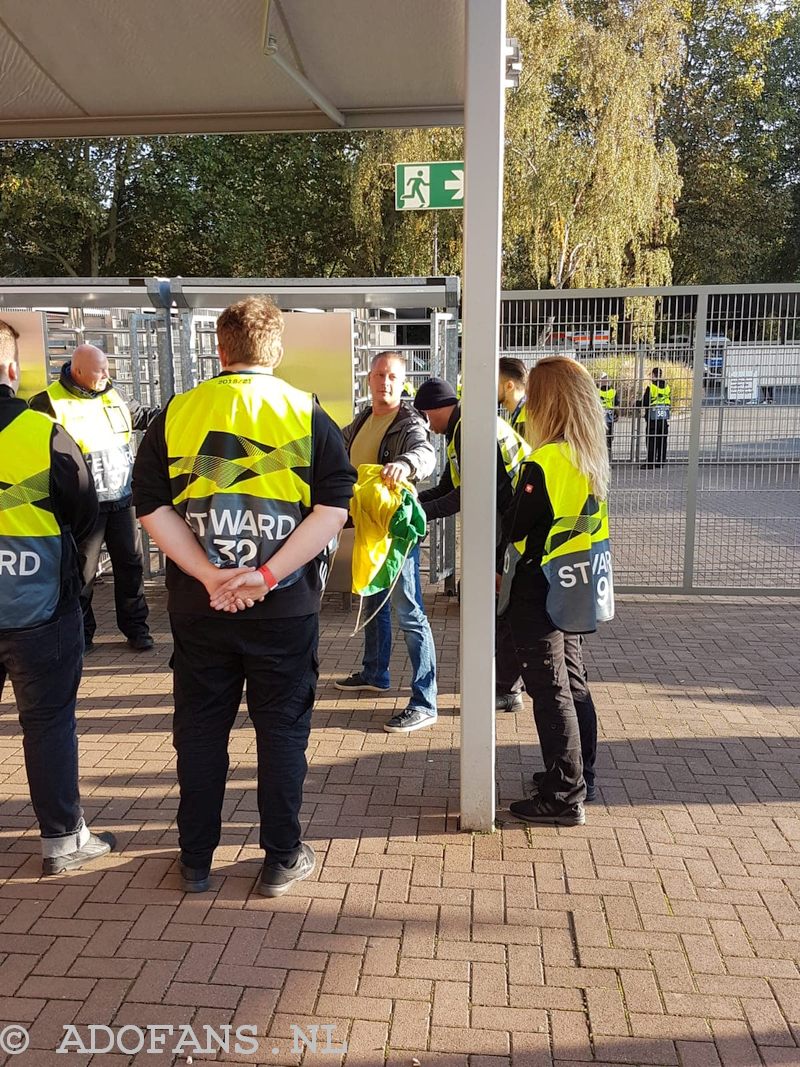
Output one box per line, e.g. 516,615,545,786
500,285,800,593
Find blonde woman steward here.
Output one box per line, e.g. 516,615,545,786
498,357,614,825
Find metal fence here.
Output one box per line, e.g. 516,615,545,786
2,277,461,586
500,285,800,593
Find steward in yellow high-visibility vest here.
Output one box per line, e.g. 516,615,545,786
499,442,614,633
29,346,160,652
0,318,115,876
499,356,528,437
498,356,611,829
412,378,531,525
132,296,356,896
637,366,671,468
164,373,315,587
596,373,618,455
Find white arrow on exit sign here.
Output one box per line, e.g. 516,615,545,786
443,168,464,201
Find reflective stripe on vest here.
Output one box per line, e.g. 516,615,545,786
165,373,313,586
0,410,63,629
598,388,616,410
447,416,531,490
46,381,134,504
500,442,614,633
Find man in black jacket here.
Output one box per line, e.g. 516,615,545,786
132,297,355,895
0,320,115,874
335,354,438,735
30,345,160,652
414,378,531,715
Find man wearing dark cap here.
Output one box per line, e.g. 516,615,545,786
414,376,529,524
414,378,531,714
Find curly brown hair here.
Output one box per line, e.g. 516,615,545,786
216,297,285,368
0,319,19,371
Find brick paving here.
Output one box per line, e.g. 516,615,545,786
1,584,799,1066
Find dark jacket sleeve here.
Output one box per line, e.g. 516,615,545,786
638,386,650,409
418,466,460,521
50,424,99,543
393,410,436,481
132,409,172,518
28,390,56,419
127,394,161,432
311,404,357,509
501,461,552,566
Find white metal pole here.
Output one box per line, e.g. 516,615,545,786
460,0,506,831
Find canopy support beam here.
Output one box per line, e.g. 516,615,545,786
459,0,507,831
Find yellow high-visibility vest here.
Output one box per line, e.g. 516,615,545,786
598,387,616,410
0,410,63,629
446,416,531,491
499,442,614,633
165,372,313,588
647,383,671,419
46,381,133,504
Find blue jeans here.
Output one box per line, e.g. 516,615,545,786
0,607,85,841
361,547,437,716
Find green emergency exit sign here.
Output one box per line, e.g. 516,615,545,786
395,161,465,211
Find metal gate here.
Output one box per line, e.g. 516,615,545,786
352,306,459,585
500,284,800,594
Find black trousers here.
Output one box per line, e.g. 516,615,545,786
506,574,597,806
169,611,319,869
0,607,84,839
79,506,150,643
645,418,669,465
496,608,524,695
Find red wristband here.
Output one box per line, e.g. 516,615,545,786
257,563,279,590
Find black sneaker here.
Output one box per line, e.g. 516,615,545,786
509,796,586,826
532,771,596,802
496,692,524,713
334,672,389,693
42,831,116,876
384,707,437,734
128,634,154,651
180,863,211,893
258,843,316,897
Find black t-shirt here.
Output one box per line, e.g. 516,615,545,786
132,385,356,618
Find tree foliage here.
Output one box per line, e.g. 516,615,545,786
1,0,799,286
664,0,799,282
503,0,683,289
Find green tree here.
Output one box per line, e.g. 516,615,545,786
0,133,362,278
0,139,146,276
349,128,464,277
502,0,683,289
665,0,794,283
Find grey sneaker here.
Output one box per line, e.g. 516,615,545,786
384,707,437,734
258,843,316,898
334,672,390,693
508,796,585,826
42,831,116,876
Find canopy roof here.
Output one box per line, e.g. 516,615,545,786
0,0,465,139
